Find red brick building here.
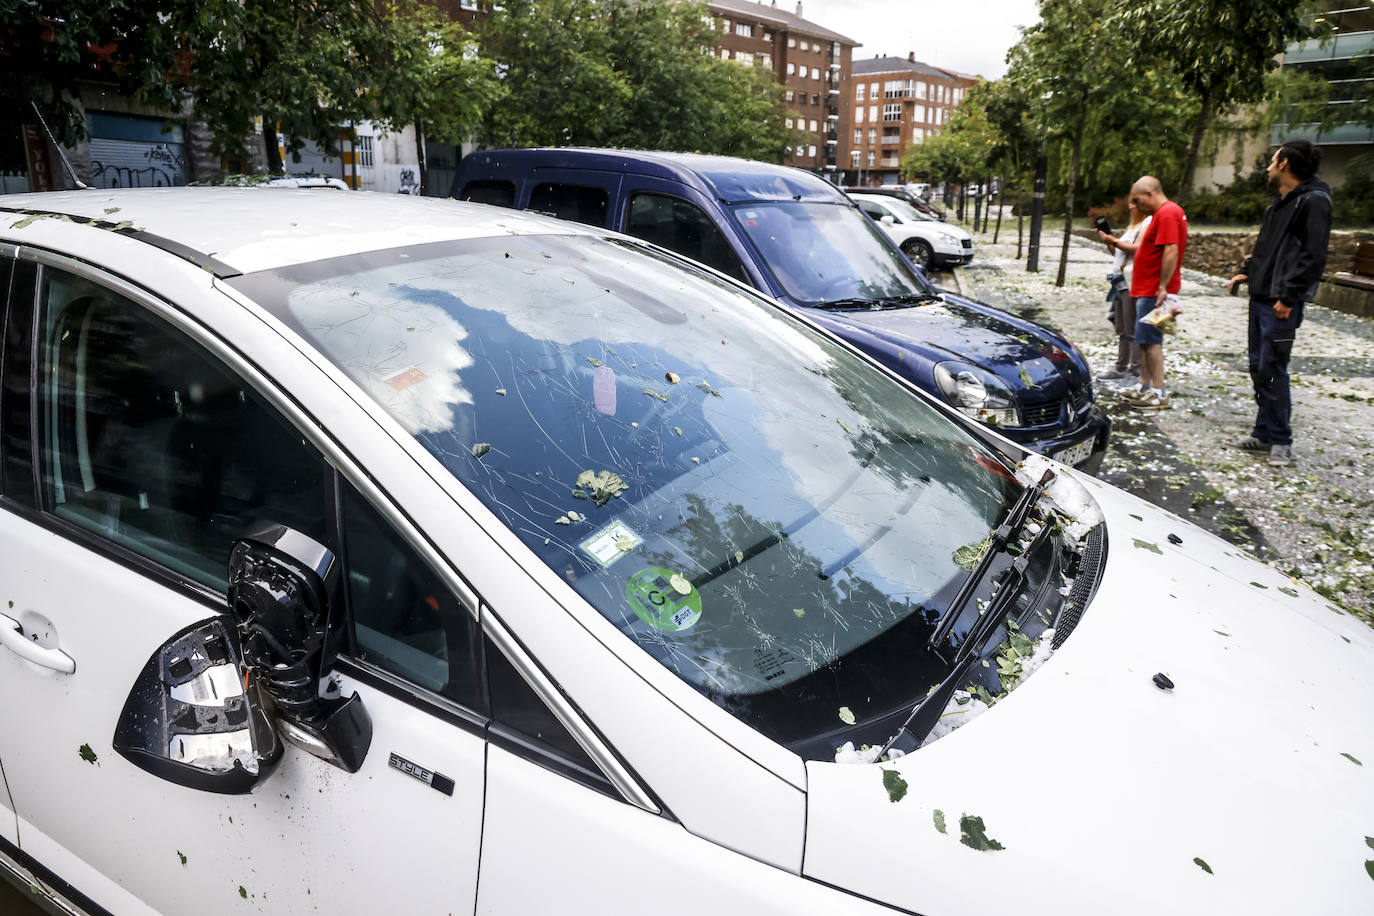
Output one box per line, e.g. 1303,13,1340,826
844,54,977,186
707,0,859,177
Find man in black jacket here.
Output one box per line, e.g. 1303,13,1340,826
1228,140,1333,466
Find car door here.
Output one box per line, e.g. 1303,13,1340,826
0,245,18,851
0,251,486,916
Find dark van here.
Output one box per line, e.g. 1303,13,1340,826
452,149,1108,471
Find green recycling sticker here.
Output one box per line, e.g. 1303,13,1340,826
626,567,702,632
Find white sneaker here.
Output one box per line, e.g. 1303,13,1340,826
1116,382,1147,399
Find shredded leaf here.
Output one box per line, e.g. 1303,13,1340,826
1018,368,1038,388
958,814,1004,851
1132,538,1163,555
953,537,990,571
668,573,691,595
471,443,491,459
177,851,187,865
793,608,805,618
1278,586,1299,597
1341,752,1363,766
643,388,669,402
1194,857,1213,874
665,371,680,384
1250,581,1268,589
496,388,507,396
78,744,97,765
933,809,947,834
838,706,856,725
881,769,908,803
586,357,603,367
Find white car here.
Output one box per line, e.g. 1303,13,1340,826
0,190,1370,916
850,191,974,269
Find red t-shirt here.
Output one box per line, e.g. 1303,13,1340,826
1130,200,1188,297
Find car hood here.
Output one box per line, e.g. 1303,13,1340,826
803,474,1374,916
811,297,1080,394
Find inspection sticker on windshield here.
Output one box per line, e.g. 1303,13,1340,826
626,567,702,632
580,520,642,568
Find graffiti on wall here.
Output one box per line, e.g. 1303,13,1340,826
90,143,187,189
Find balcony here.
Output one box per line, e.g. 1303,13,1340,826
1285,29,1374,63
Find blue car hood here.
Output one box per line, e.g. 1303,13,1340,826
805,295,1085,395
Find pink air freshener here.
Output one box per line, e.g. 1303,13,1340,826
593,365,617,415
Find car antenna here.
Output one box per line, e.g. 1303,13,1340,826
30,101,90,190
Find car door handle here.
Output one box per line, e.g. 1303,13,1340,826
0,612,76,674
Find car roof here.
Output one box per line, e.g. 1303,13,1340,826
0,188,585,276
460,148,847,205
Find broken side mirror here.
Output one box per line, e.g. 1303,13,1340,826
227,524,371,773
113,617,283,794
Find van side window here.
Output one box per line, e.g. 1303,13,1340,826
625,193,749,283
35,268,330,590
460,179,515,209
340,482,484,711
485,634,611,794
527,183,609,227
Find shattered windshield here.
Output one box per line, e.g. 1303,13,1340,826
729,200,933,306
233,234,1018,751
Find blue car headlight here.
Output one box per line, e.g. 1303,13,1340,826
933,361,1022,427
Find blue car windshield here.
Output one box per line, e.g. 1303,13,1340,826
234,234,1018,751
729,200,933,306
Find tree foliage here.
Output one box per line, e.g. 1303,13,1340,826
477,0,791,159
1110,0,1311,193
0,0,188,145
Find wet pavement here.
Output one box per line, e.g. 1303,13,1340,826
954,222,1374,627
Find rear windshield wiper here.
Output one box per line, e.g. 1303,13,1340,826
926,467,1052,650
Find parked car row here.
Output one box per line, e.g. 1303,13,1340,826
453,149,1106,473
1,183,1368,916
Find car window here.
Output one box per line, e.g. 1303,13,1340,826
527,183,609,227
856,199,890,222
459,179,516,209
340,481,484,710
624,192,749,283
35,268,331,590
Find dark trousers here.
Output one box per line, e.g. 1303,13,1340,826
1248,298,1303,446
1111,289,1140,373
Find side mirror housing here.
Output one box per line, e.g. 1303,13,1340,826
113,617,283,794
881,214,897,226
228,524,372,773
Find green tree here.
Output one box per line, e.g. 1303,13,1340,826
1,0,190,145
477,0,790,158
365,2,501,194
176,0,381,173
1111,0,1310,195
1005,0,1138,285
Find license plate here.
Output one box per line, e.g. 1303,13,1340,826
1053,438,1095,466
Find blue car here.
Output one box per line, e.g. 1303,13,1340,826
451,149,1108,471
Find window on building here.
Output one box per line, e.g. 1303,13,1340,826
799,40,808,51
868,105,877,122
856,84,866,101
722,18,730,31
914,104,926,122
356,134,374,169
788,37,796,48
759,54,771,69
795,145,805,157
720,48,730,59
736,22,752,37
811,93,819,105
883,104,901,122
808,145,816,158
853,129,861,144
739,54,753,67
785,89,794,101
787,62,795,75
764,29,774,42
785,118,794,129
855,107,864,123
809,119,818,131
867,151,875,167
913,127,925,142
917,82,928,100
867,127,876,144
870,83,879,97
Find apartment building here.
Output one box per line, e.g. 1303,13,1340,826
844,54,977,186
707,0,859,175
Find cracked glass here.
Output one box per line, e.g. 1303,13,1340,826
233,234,1020,756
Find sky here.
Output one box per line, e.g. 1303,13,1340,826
791,0,1041,79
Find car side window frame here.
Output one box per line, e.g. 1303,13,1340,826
622,190,751,284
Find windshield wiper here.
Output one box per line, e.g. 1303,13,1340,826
926,467,1053,651
881,293,943,306
811,297,876,311
874,524,1051,758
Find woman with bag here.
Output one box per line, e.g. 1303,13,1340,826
1097,200,1151,384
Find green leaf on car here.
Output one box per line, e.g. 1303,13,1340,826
1018,368,1038,388
1132,539,1163,554
958,814,1004,851
1340,752,1362,766
838,706,856,725
642,388,669,402
1278,586,1299,597
1194,857,1213,874
1250,581,1268,589
78,744,97,765
881,769,908,803
933,809,947,834
586,357,603,367
953,537,990,570
471,443,491,459
178,850,187,865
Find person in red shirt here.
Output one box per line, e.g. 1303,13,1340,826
1122,176,1187,411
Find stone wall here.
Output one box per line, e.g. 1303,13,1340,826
1077,228,1374,279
